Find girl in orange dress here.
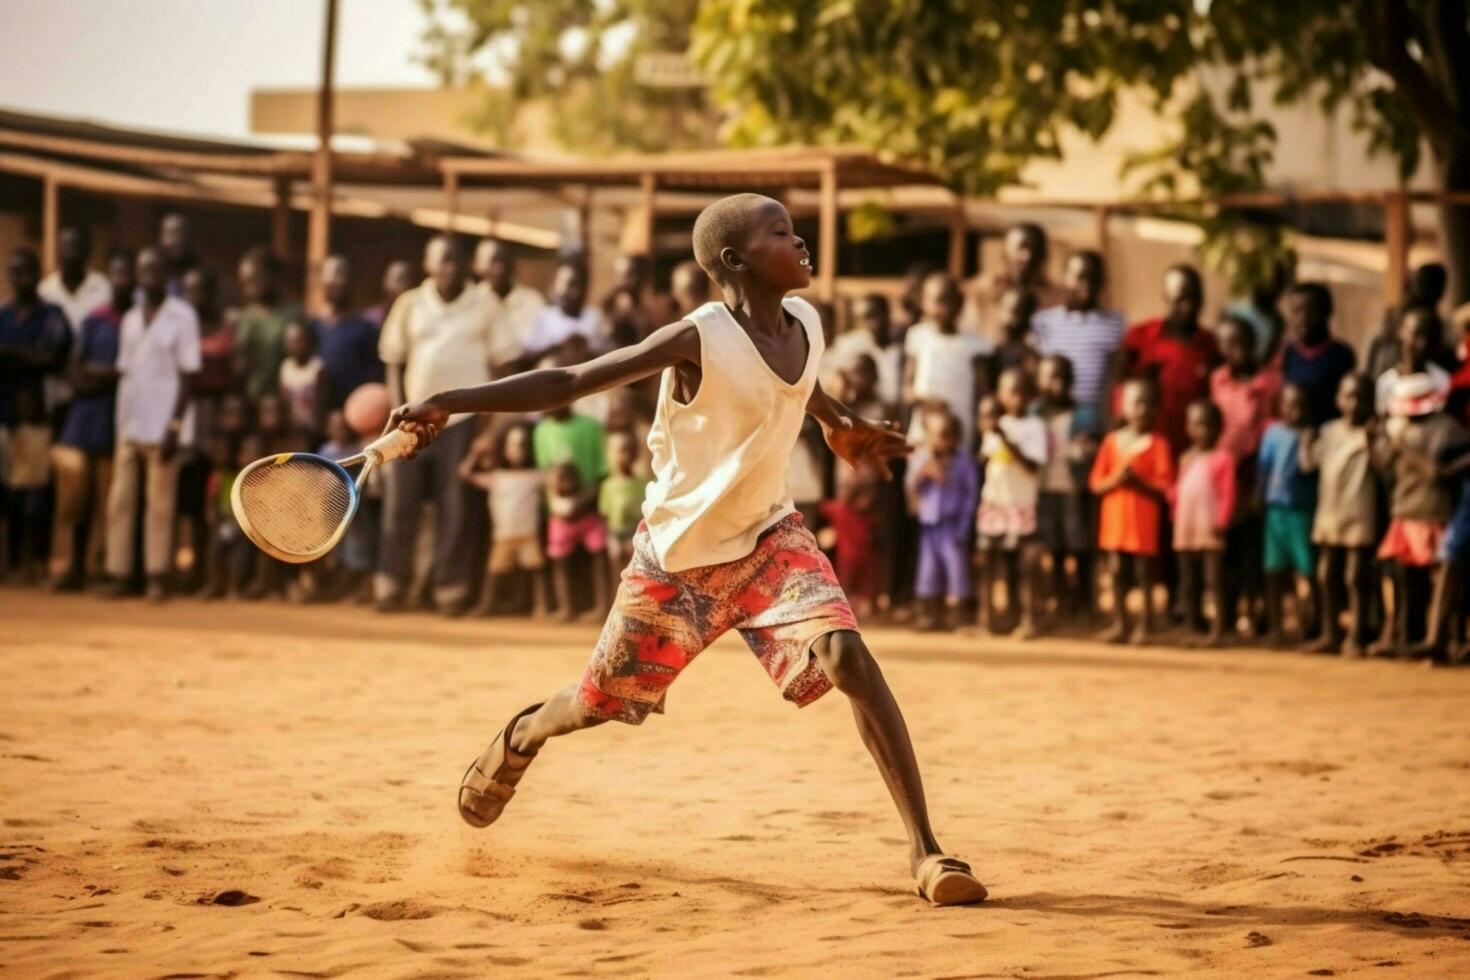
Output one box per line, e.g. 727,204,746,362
1089,379,1176,643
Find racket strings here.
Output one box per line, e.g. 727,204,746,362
236,457,355,558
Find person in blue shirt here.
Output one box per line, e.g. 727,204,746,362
0,247,71,579
311,254,383,416
51,249,134,589
1280,283,1356,426
1259,383,1321,644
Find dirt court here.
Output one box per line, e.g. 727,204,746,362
2,587,1469,978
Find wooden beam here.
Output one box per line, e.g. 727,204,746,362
306,0,339,310
637,171,657,254
948,195,966,279
1384,190,1409,307
41,173,59,276
818,160,838,302
271,176,292,261
0,126,303,176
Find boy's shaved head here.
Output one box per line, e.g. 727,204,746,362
692,193,780,286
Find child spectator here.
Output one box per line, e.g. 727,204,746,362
1281,283,1356,425
254,392,288,447
789,415,831,529
1371,374,1468,653
1366,263,1447,379
1408,436,1470,662
320,410,375,602
1259,384,1321,643
670,259,711,317
279,320,324,435
1171,400,1235,645
546,461,610,622
458,423,547,617
988,288,1039,387
533,403,606,489
1034,355,1091,620
818,472,882,619
904,272,991,447
1211,313,1280,634
600,430,651,574
825,294,900,406
975,370,1047,638
203,431,256,599
1089,379,1174,644
905,406,978,631
1302,373,1378,655
1374,307,1451,416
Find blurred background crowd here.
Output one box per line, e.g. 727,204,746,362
3,212,1468,661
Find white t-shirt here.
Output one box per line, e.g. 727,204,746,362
1039,409,1076,494
643,298,823,572
524,304,605,357
115,297,202,445
1375,364,1450,416
904,322,993,444
480,281,545,358
487,469,545,541
980,415,1048,509
379,281,513,428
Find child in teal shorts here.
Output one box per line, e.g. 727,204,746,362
1258,383,1321,643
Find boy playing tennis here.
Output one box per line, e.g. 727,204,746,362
389,195,988,906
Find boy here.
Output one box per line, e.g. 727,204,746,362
390,194,986,906
903,271,991,447
1259,384,1322,644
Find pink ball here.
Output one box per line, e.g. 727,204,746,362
343,382,391,438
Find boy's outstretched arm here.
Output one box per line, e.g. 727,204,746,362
389,320,699,450
807,381,910,479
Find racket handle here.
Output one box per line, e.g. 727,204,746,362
364,427,420,464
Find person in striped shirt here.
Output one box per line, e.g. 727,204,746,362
1030,251,1124,437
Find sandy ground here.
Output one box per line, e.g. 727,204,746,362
2,587,1469,979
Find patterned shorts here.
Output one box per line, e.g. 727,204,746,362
578,514,858,725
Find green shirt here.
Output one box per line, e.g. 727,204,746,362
533,414,607,489
234,303,300,398
599,473,650,536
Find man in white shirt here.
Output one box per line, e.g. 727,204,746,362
38,225,111,416
104,247,200,600
474,238,544,362
377,237,507,614
522,262,605,364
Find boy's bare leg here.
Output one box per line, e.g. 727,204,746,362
1098,552,1129,643
475,568,500,616
530,566,549,617
1308,548,1343,652
1015,545,1039,639
1203,552,1224,645
1342,547,1369,655
810,631,957,880
505,681,608,756
552,558,576,622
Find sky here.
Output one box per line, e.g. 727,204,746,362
0,0,439,139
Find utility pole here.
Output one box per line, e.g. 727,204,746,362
306,0,338,309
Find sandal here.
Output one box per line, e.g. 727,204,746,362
457,702,544,828
914,854,988,907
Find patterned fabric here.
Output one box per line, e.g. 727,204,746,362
578,514,857,725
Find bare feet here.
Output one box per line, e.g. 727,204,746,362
1127,624,1151,646
1304,632,1342,654
1096,621,1129,645
1340,638,1365,658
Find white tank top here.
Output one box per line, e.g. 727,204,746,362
642,297,824,572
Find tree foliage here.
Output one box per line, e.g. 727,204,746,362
418,0,716,153
690,0,1468,291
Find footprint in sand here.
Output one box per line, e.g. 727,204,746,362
356,899,437,920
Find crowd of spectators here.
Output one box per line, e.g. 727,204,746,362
1,214,1467,661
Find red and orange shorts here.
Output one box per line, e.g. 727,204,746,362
578,514,858,725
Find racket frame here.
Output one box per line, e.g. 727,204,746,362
230,428,416,563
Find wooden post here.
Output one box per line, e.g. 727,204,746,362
40,172,59,275
579,186,593,258
947,195,966,279
271,176,292,262
638,172,657,255
443,169,460,230
1383,190,1409,307
818,160,838,302
305,0,339,309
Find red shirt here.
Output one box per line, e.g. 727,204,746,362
1116,318,1222,455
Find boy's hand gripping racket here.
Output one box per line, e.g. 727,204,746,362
231,428,419,563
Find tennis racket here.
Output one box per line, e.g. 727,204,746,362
231,427,419,563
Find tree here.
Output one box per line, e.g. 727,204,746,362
691,1,1470,299
417,0,717,154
